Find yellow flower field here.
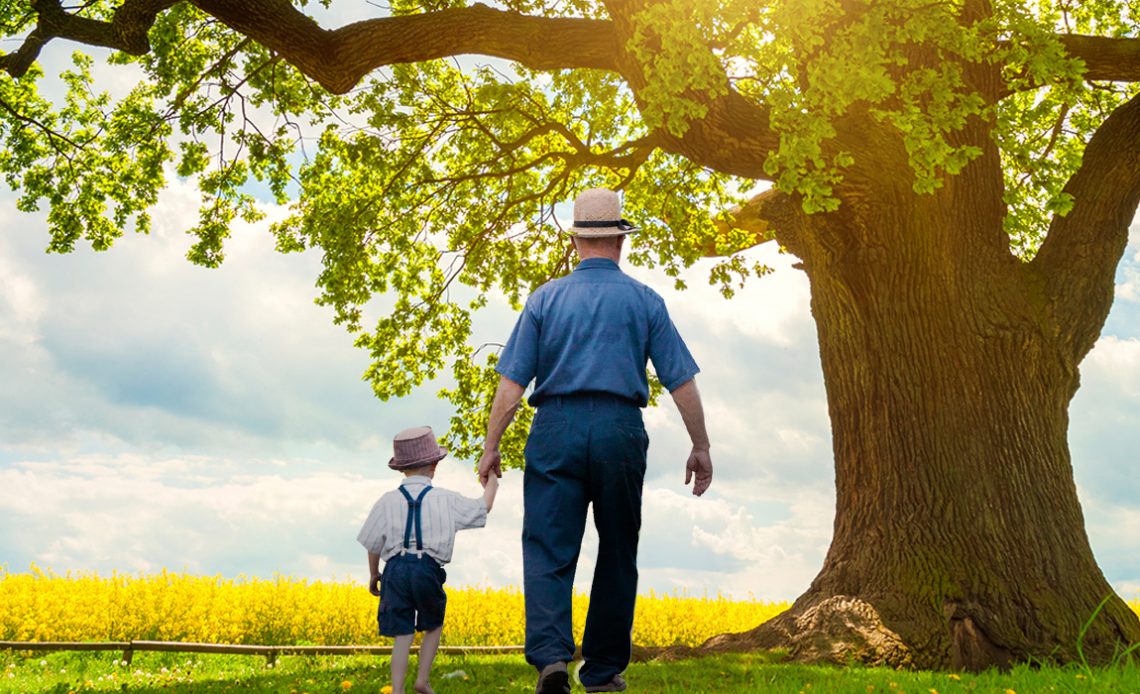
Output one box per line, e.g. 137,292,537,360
0,567,788,647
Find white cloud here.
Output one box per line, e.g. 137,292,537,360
1116,266,1140,303
639,486,832,599
0,254,42,341
0,447,831,600
1115,582,1140,601
629,243,813,348
0,454,387,579
1080,492,1140,597
1081,337,1140,398
0,181,447,455
1117,222,1140,302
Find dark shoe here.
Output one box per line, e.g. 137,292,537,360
536,662,570,694
584,673,627,692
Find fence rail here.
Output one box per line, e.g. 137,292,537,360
0,640,525,665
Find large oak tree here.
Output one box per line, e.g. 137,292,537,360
3,0,1139,670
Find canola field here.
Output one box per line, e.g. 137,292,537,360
0,567,789,648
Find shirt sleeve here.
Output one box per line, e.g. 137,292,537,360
356,501,388,555
495,292,541,387
450,493,488,532
646,291,700,391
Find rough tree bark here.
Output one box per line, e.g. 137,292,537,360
701,93,1140,672
5,0,1140,671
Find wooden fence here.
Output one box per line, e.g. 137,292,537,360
0,640,525,666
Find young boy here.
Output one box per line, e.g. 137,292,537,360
358,425,499,694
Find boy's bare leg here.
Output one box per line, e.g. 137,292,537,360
391,633,414,692
414,626,443,694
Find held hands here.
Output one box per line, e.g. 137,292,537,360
685,447,713,496
477,447,503,486
368,573,381,597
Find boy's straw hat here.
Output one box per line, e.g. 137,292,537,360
389,426,448,470
568,188,640,237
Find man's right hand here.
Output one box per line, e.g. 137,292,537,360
478,447,503,485
684,447,713,496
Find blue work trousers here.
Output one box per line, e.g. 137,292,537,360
522,393,649,687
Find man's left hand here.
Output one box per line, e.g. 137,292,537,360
685,448,713,496
368,573,381,597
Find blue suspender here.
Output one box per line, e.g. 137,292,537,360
397,485,432,552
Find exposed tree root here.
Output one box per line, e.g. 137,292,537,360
633,596,914,667
634,593,1140,672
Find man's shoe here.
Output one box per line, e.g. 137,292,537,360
536,662,570,694
584,673,627,692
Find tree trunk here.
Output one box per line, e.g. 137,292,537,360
702,153,1140,670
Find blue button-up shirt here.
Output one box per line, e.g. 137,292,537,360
496,258,700,407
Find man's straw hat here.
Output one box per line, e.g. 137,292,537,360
569,188,639,237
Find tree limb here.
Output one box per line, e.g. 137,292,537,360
188,0,621,95
958,0,993,26
651,89,776,180
704,187,807,258
0,27,47,78
1059,35,1140,84
0,0,179,78
708,187,778,253
996,35,1140,98
592,0,777,178
4,0,621,96
4,0,777,178
1031,91,1140,363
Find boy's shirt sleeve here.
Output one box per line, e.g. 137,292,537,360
450,493,488,531
356,499,389,554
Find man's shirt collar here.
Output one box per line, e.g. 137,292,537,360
574,258,620,272
400,475,433,486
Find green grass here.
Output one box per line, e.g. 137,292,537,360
2,649,1138,693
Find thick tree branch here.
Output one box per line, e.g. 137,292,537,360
1031,91,1140,363
0,29,48,80
706,187,778,255
4,1,620,96
5,0,776,179
705,187,808,258
958,0,993,26
1059,35,1140,83
595,0,777,179
0,0,178,78
996,35,1140,98
189,0,621,95
652,89,776,180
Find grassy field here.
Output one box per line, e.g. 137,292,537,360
3,649,1140,693
3,570,1138,692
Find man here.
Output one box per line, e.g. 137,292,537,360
477,188,714,694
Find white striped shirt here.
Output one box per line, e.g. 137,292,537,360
356,476,487,565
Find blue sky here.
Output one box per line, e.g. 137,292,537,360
1,7,1139,602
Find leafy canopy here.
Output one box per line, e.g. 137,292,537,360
1,0,1137,463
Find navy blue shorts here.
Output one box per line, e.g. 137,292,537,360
378,553,447,636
